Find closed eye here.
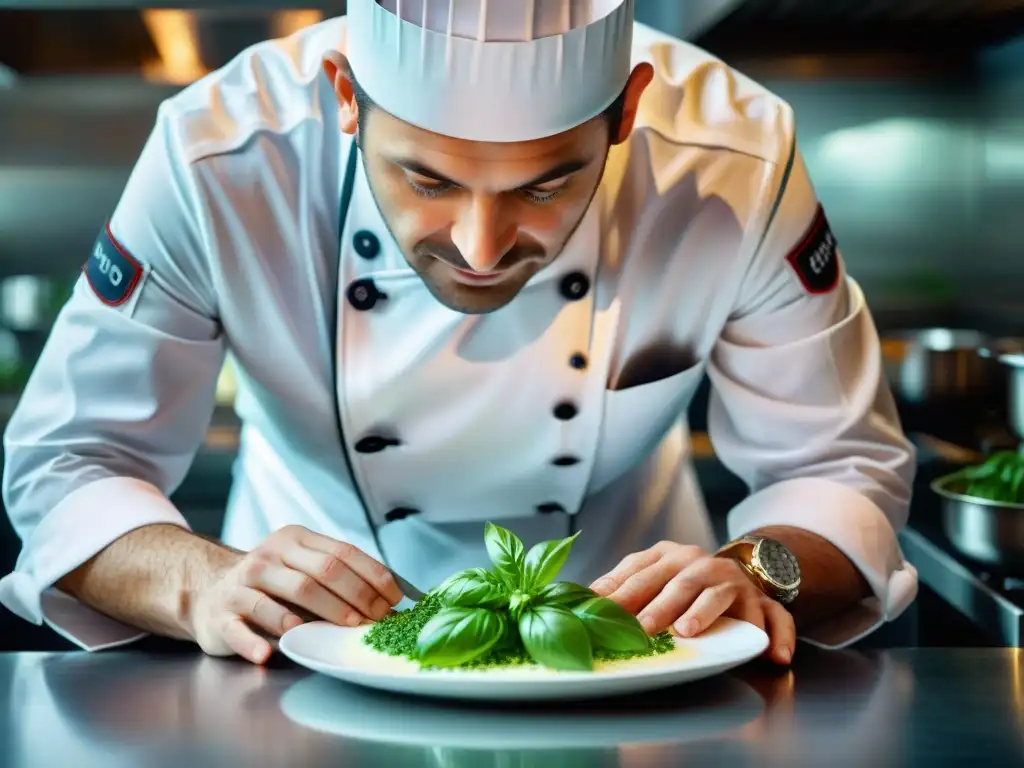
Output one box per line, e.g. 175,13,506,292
408,177,456,198
520,185,564,204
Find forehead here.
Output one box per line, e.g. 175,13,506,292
367,107,602,167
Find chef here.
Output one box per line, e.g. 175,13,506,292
0,0,917,666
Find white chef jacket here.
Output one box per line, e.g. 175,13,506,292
0,17,918,651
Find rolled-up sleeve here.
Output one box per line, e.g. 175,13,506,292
708,140,918,649
0,105,226,649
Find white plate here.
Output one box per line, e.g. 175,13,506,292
278,616,768,702
279,671,764,749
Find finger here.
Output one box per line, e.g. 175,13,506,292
246,560,364,627
297,531,404,606
634,553,745,634
672,583,742,637
590,548,664,596
228,586,304,637
221,616,273,665
633,569,709,634
280,546,392,621
605,557,686,614
762,598,797,665
725,594,767,633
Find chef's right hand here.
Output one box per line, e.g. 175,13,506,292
187,524,403,664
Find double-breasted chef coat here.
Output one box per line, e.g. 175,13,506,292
0,17,918,651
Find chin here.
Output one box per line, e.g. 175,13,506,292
423,277,525,315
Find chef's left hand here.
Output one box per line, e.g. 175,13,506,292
590,541,796,665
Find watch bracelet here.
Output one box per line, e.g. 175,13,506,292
734,554,798,605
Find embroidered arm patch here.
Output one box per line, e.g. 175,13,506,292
83,222,147,312
785,204,840,295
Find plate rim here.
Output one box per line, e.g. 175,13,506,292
279,615,769,686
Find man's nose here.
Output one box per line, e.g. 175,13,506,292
450,195,516,273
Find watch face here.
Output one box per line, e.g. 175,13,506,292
757,539,801,588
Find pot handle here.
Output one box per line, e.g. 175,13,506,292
978,338,1024,365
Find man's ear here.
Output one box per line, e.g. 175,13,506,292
322,50,358,135
613,62,654,145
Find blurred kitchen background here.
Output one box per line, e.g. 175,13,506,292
0,1,1023,650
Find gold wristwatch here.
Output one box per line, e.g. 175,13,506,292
716,535,801,605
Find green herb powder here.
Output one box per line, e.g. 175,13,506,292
364,592,676,670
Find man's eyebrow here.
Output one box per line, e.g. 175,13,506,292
389,157,591,189
519,159,590,187
391,159,459,186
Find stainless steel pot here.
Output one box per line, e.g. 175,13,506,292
980,343,1024,439
882,329,1001,406
1008,355,1024,440
932,471,1024,572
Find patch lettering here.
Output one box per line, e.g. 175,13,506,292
83,223,145,308
785,204,839,295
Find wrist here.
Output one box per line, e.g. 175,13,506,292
746,525,871,627
175,533,241,640
717,534,801,605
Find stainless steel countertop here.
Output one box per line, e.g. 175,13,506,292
0,646,1021,767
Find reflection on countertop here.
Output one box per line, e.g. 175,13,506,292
1,644,1019,767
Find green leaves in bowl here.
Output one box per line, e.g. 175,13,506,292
942,449,1024,505
410,522,653,672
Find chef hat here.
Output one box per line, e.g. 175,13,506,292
345,0,635,143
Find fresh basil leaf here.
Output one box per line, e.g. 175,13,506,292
436,567,491,596
484,522,525,589
443,570,509,609
519,606,593,671
1011,465,1024,502
415,607,506,667
961,462,999,481
494,614,520,652
509,590,534,620
571,597,650,652
522,531,580,592
536,581,595,609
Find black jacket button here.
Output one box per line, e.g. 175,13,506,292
552,455,581,467
537,503,566,515
347,279,386,311
385,507,420,522
569,353,588,370
353,230,381,260
553,402,578,420
559,272,590,301
355,436,401,453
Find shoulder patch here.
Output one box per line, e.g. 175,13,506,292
785,204,840,295
83,223,146,311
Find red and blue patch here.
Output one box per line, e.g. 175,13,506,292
785,204,840,295
83,222,144,306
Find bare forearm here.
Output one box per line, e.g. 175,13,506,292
56,523,240,640
752,524,872,630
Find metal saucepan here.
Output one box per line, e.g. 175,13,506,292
881,328,1002,405
881,329,1008,440
932,470,1024,573
980,341,1024,440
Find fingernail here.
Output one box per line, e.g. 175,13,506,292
371,598,390,620
591,579,610,594
639,616,655,634
347,613,363,627
283,615,303,631
779,647,793,663
675,618,698,637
